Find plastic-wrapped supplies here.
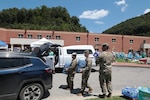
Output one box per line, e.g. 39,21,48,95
138,87,150,100
127,52,133,59
63,59,86,73
77,59,86,72
62,62,71,74
122,87,138,99
78,59,86,68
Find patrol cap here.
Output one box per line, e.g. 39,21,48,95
84,50,90,54
102,43,109,47
72,52,77,55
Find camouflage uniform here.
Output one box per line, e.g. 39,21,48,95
80,57,92,94
99,51,114,96
67,57,77,91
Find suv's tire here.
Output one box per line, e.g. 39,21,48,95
19,83,44,100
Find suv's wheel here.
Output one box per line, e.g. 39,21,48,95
19,83,44,100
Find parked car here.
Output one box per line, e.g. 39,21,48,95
0,51,53,100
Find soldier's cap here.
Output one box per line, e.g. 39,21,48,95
72,52,77,55
84,50,90,54
102,43,109,47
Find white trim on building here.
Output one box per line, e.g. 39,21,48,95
10,38,64,50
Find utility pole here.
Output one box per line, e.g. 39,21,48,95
122,35,124,52
52,31,55,39
87,32,89,45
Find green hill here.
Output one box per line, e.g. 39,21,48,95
0,5,88,32
102,12,150,36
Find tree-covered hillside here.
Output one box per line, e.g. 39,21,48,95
103,12,150,36
0,5,88,32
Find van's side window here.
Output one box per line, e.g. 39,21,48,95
67,49,93,54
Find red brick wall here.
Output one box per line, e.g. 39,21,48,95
0,28,7,42
0,28,150,54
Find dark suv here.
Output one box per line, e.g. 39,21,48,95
0,51,53,100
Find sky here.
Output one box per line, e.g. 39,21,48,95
0,0,150,34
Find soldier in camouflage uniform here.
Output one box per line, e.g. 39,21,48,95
66,52,77,93
98,43,115,98
77,50,93,96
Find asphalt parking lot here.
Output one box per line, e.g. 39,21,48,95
43,66,150,100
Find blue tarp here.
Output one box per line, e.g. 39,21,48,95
115,51,142,60
0,40,8,50
0,40,7,46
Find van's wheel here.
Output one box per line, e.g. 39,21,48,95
19,83,44,100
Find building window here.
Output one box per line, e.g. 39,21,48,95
130,39,134,44
95,38,99,42
56,36,61,40
76,36,80,41
28,34,32,39
37,35,42,39
18,34,23,38
46,35,51,39
112,38,116,43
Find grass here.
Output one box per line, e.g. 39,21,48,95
115,58,126,62
87,96,133,100
115,58,140,64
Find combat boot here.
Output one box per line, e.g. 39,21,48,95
98,94,107,99
88,87,93,93
107,93,112,98
77,90,84,96
65,85,70,90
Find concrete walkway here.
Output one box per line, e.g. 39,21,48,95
43,63,149,100
112,62,150,68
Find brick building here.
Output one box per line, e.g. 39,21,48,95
0,28,150,55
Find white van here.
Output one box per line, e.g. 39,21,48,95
45,45,96,68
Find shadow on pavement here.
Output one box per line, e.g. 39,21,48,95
59,85,68,89
59,85,81,94
59,85,98,98
55,68,98,73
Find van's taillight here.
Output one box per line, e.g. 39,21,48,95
45,68,52,73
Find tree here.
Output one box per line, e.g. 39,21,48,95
103,12,150,36
0,5,88,32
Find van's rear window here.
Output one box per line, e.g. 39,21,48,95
67,49,93,54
